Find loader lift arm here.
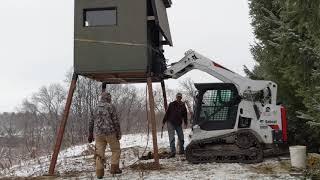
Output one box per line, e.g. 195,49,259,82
164,50,278,105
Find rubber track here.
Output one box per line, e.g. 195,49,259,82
186,131,263,164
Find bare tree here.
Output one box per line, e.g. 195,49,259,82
20,100,43,159
31,84,66,152
179,78,196,102
69,76,101,144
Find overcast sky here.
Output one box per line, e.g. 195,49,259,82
0,0,255,113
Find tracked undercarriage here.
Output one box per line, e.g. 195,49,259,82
186,131,265,164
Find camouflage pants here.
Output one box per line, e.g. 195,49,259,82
95,134,121,170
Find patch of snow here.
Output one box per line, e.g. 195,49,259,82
0,129,298,179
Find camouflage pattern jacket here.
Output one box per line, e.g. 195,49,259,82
89,101,121,137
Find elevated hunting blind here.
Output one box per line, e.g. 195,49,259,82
49,0,173,173
74,0,173,83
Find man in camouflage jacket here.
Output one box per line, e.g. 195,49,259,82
88,92,122,179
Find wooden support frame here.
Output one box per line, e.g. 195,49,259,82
48,73,78,175
48,74,163,174
147,77,160,167
161,80,168,111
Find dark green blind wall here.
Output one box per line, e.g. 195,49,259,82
74,0,149,74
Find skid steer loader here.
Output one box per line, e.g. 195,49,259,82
164,50,288,163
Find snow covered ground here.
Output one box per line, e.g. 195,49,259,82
0,129,299,179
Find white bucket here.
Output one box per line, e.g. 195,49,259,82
289,146,307,169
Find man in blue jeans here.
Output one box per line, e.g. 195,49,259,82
163,93,188,158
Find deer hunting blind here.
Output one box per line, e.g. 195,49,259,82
74,0,173,83
49,0,173,174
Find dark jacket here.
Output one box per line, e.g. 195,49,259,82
163,100,188,127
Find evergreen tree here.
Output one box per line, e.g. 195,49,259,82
248,0,320,150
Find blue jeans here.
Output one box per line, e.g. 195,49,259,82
167,122,184,154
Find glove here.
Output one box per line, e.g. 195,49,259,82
116,132,122,140
88,134,94,143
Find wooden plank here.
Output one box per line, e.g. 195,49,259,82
147,77,160,168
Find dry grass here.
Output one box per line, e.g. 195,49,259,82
0,176,57,180
250,164,276,174
139,149,171,160
130,162,163,171
249,159,291,174
305,153,320,179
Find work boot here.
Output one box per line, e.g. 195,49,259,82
168,152,176,158
96,168,104,179
110,164,122,174
178,150,185,155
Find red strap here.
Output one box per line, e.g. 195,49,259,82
281,106,288,142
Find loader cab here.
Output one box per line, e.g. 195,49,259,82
193,83,241,131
